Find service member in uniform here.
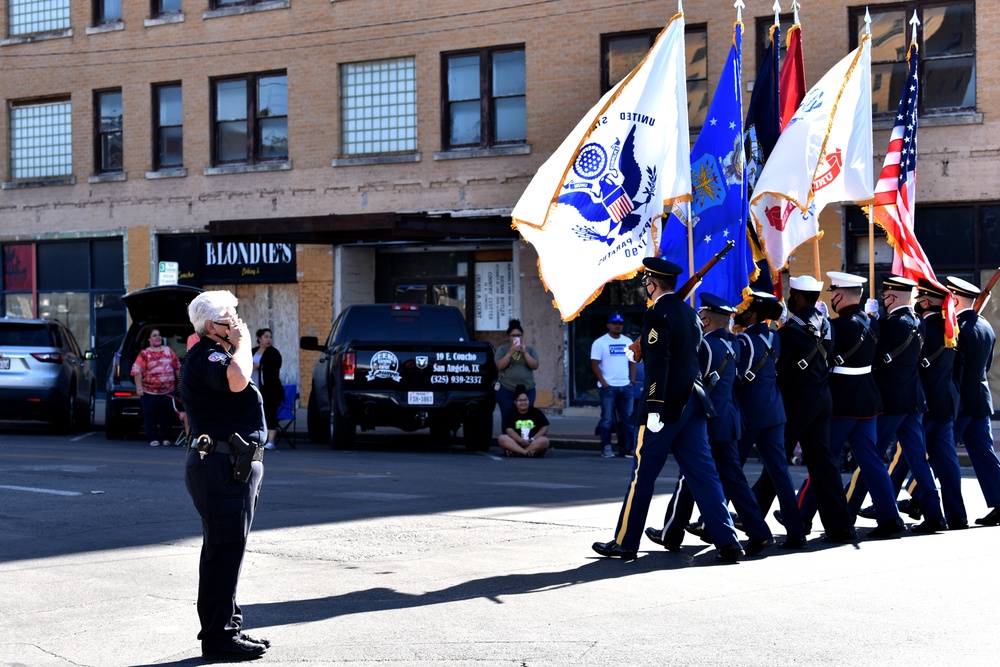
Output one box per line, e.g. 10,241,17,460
182,290,270,661
949,276,1000,526
795,272,904,538
755,276,856,542
646,293,775,555
734,291,808,548
592,258,743,563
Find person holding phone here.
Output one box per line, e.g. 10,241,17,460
495,319,539,427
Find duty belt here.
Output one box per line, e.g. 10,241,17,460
831,365,872,376
192,434,235,457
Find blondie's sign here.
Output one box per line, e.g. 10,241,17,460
159,235,297,285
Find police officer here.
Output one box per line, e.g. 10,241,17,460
948,276,1000,526
182,290,269,661
734,290,808,548
756,276,856,542
646,293,774,555
593,258,743,563
795,272,904,538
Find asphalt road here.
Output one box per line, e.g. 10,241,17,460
2,427,999,666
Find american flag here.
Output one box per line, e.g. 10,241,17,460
871,41,957,347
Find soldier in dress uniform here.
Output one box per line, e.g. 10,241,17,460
754,275,856,542
645,293,775,555
733,291,808,548
592,258,743,563
794,272,905,538
948,276,1000,526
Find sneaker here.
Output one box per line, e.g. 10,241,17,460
149,440,160,447
601,445,615,458
263,442,276,450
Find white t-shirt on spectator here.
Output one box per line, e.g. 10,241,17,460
591,333,633,387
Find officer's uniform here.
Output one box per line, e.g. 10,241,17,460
949,277,1000,525
735,292,808,543
755,276,855,540
655,294,772,551
596,258,740,558
182,335,266,647
796,273,903,533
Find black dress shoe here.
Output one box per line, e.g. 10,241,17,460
592,540,638,560
238,632,271,649
774,509,812,535
744,537,776,556
780,536,808,549
202,635,267,661
645,526,681,551
866,519,905,539
715,542,745,563
912,517,948,533
684,521,713,544
975,508,1000,526
858,505,877,520
898,497,923,520
822,526,859,543
948,518,969,530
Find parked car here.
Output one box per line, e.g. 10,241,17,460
0,317,97,431
104,285,203,440
300,304,497,450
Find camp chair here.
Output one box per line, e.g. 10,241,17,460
275,384,298,448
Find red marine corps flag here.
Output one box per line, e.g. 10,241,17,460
870,13,957,347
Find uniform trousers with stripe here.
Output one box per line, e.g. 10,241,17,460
613,398,738,551
954,416,1000,508
878,421,968,522
868,413,944,520
738,423,807,540
656,438,773,548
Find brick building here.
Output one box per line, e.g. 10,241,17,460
0,0,997,411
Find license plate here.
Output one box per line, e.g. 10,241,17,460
408,391,433,405
0,358,9,370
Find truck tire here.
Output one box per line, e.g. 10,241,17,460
330,408,356,450
307,390,328,444
463,415,493,452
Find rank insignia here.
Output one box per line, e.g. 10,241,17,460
648,381,657,396
647,328,659,344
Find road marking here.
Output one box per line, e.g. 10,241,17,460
70,431,97,442
0,485,82,496
483,481,591,489
476,451,504,461
330,492,425,501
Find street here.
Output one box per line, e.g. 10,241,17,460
2,428,999,666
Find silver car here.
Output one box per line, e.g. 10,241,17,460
0,317,97,431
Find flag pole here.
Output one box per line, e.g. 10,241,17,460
813,239,821,280
687,216,695,306
866,8,875,289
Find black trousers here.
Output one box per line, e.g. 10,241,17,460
185,449,264,642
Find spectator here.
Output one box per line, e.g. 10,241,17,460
497,384,550,457
591,313,636,458
131,328,181,447
495,319,539,426
252,328,284,451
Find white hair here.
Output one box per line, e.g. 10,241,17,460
188,290,238,336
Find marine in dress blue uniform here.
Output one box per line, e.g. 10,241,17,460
182,292,269,661
948,276,1000,526
648,293,774,555
734,291,808,547
754,276,856,541
592,258,742,562
795,272,904,538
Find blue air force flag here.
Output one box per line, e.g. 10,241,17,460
512,12,692,321
660,22,752,306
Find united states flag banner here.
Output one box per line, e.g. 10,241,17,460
871,40,958,347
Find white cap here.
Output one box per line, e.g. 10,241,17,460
826,271,867,290
789,275,824,292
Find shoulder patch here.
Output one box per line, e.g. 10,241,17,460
208,352,227,363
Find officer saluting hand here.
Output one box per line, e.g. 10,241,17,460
182,290,270,662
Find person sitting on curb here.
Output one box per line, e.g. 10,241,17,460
497,385,551,457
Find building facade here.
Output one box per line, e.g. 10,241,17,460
0,0,996,407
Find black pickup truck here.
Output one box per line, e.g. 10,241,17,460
300,304,497,450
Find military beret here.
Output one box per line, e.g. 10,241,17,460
881,274,918,292
642,257,683,278
698,292,736,315
946,276,981,298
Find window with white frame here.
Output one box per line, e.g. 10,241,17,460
340,57,417,156
8,0,71,35
9,100,73,180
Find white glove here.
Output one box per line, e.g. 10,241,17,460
624,346,635,363
779,302,789,325
816,301,829,318
646,413,664,433
865,298,880,319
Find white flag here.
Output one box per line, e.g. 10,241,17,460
749,35,873,272
512,12,691,321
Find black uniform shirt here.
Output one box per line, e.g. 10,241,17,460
829,304,882,419
182,336,266,444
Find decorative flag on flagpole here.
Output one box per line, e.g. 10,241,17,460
870,32,957,347
749,34,874,274
779,23,806,131
512,12,691,321
660,20,751,307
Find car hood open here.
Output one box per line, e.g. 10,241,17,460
121,285,204,325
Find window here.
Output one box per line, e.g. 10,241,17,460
94,89,123,174
211,72,288,165
212,0,269,8
442,45,525,150
153,0,181,15
9,99,73,180
601,25,708,129
755,14,795,73
153,83,183,169
850,1,975,115
340,57,417,156
8,0,70,35
94,0,121,24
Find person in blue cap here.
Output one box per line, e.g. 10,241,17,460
646,292,775,555
591,312,636,458
593,257,743,563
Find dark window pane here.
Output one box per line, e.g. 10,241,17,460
607,35,651,89
492,51,525,97
980,207,1000,264
159,126,183,167
686,29,707,79
158,86,182,125
101,133,123,171
92,238,124,290
216,80,247,121
99,92,122,133
687,79,708,128
914,207,974,266
99,0,121,22
924,56,975,110
923,3,974,58
871,61,908,114
448,55,480,102
218,120,248,162
494,96,525,142
158,0,182,12
449,100,480,145
867,9,906,62
258,117,288,158
37,242,88,291
258,76,287,117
